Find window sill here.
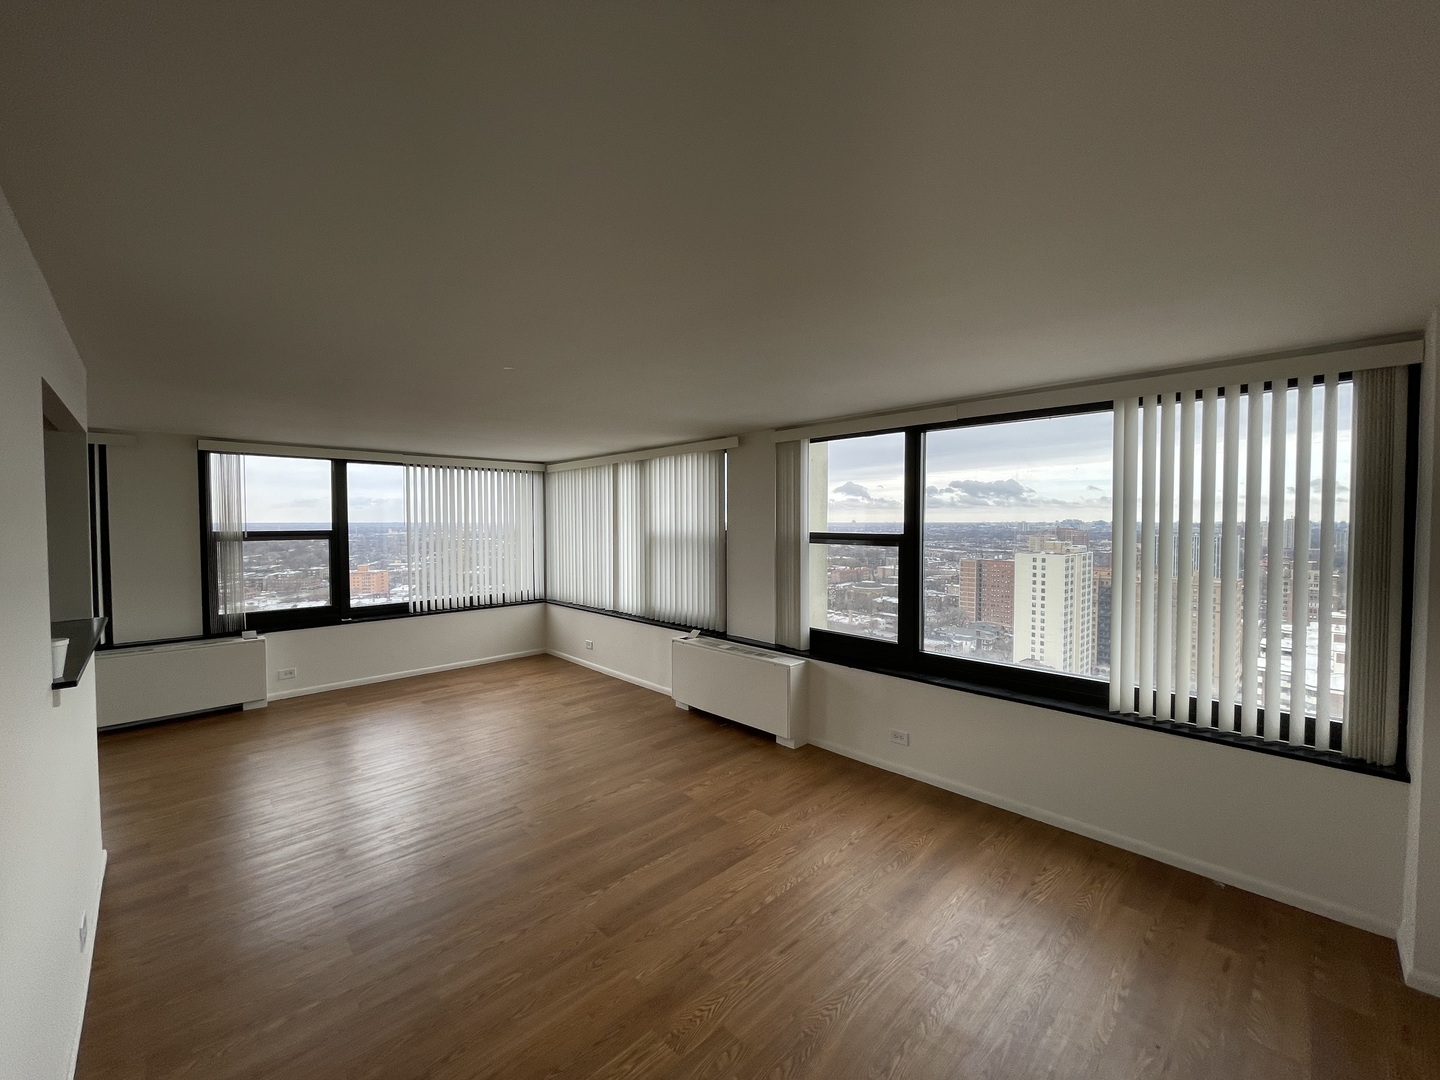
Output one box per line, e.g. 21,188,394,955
52,617,108,689
248,598,545,634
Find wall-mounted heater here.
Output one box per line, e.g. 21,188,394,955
671,636,807,748
96,635,268,729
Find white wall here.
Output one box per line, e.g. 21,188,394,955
0,190,106,1079
266,603,546,700
104,432,203,643
43,426,91,622
546,604,681,694
1401,308,1440,992
808,661,1408,933
725,430,776,643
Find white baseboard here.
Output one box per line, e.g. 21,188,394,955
546,649,670,696
1400,950,1440,997
806,737,1397,938
67,847,107,1080
267,649,546,701
1405,968,1440,997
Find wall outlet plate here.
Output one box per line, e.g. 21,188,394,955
890,729,910,746
584,640,594,650
276,667,297,680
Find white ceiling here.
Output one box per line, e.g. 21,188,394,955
0,2,1437,461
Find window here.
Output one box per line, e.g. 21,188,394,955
797,360,1416,772
547,449,728,629
807,432,904,642
922,410,1112,679
347,463,407,608
807,407,1113,709
235,456,335,615
202,450,543,633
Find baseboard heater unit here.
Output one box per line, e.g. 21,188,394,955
671,637,807,748
96,635,268,729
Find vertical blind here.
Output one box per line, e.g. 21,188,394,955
547,450,727,630
1110,365,1408,766
545,465,615,611
208,452,247,633
405,464,544,612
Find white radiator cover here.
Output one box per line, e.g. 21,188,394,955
96,636,268,729
671,637,807,747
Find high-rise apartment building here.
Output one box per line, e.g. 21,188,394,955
1013,542,1095,675
955,558,1015,627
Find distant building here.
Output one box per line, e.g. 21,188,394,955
1094,565,1112,672
350,564,391,598
1013,542,1094,675
955,558,1015,628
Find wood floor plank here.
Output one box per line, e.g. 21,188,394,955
76,655,1440,1080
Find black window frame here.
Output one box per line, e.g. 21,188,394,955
807,401,1113,711
200,453,410,634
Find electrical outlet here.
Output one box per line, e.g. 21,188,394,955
890,729,910,746
79,914,88,952
584,640,594,651
276,667,297,681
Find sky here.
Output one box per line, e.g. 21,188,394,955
241,457,404,525
818,384,1354,527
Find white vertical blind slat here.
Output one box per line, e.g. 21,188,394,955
1157,394,1177,721
1196,388,1218,725
1117,398,1140,713
1264,383,1288,740
1176,392,1196,721
1291,381,1313,745
1218,385,1242,731
1241,385,1265,738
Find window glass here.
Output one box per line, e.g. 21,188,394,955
239,456,332,531
922,411,1112,679
808,542,900,642
347,463,408,607
241,538,330,611
810,433,905,532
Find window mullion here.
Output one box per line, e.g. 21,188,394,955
898,429,923,656
332,459,349,619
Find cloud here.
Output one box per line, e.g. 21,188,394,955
947,478,1029,499
924,475,1110,513
829,479,901,513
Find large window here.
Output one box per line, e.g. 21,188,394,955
807,432,904,642
801,362,1414,771
922,411,1113,679
203,450,543,633
807,407,1114,708
235,456,336,615
347,463,408,608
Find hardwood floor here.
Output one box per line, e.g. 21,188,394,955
79,655,1440,1079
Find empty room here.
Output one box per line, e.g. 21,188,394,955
4,3,1440,1078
